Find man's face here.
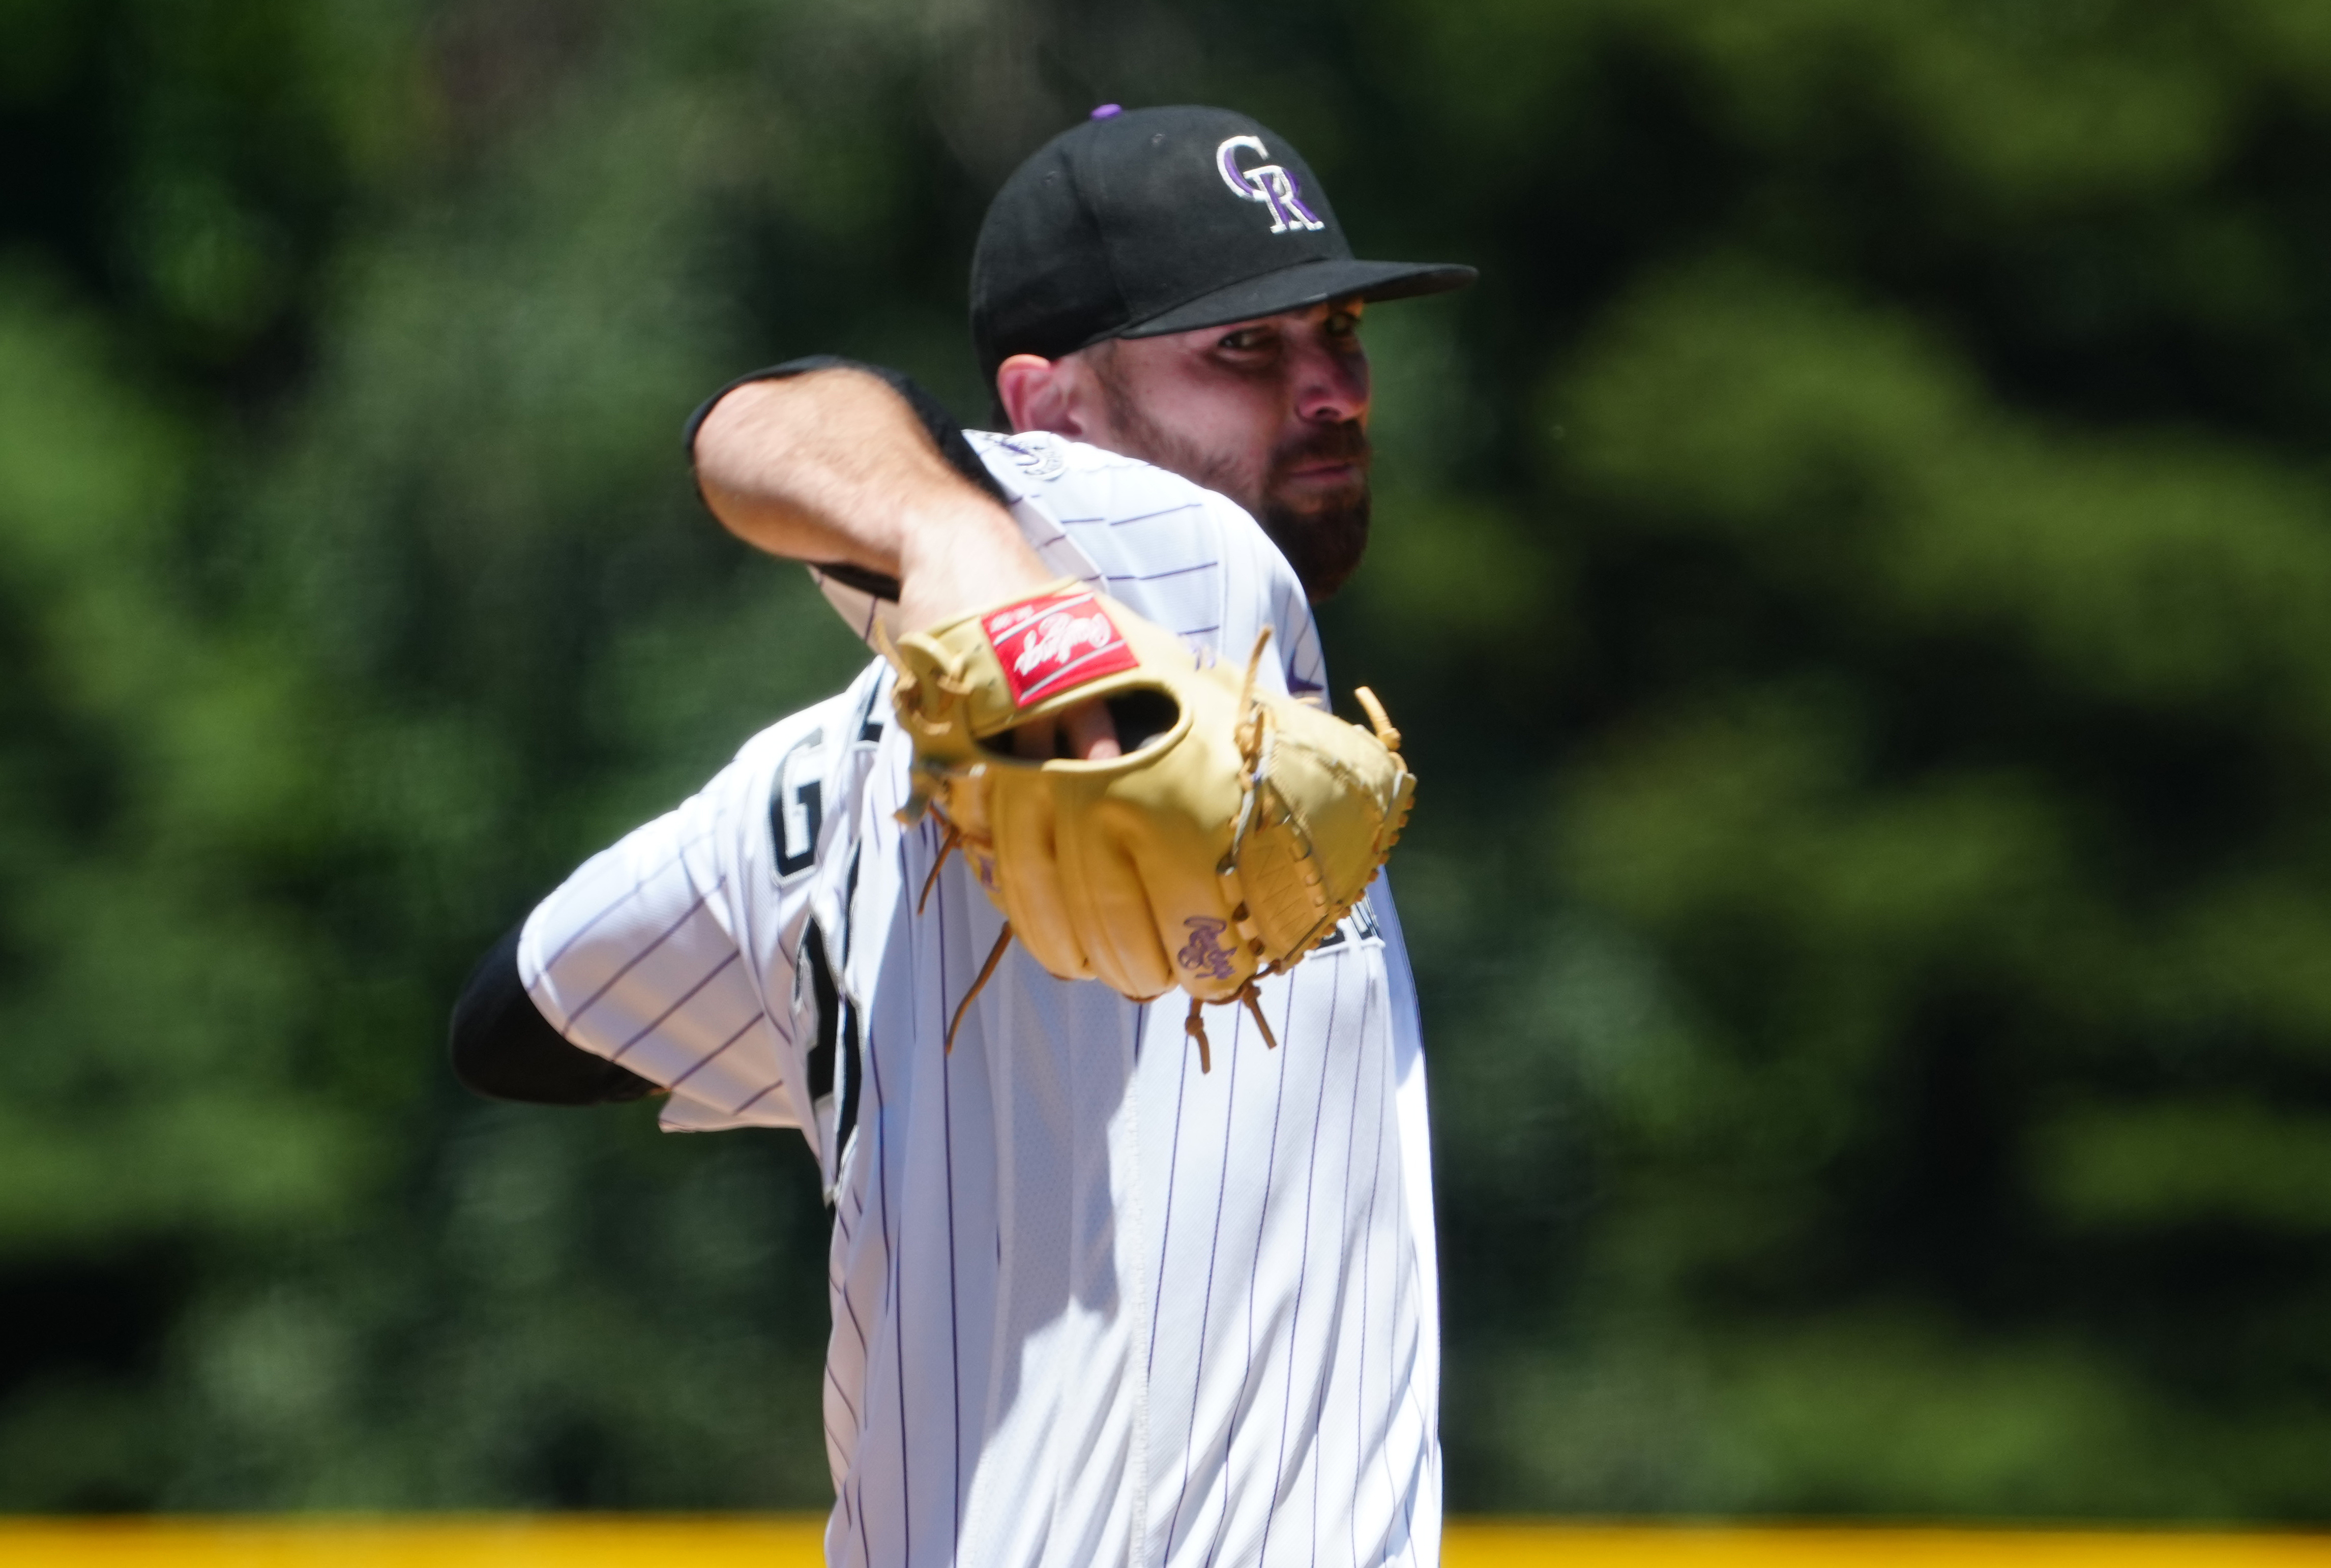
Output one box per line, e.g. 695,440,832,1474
1078,299,1372,602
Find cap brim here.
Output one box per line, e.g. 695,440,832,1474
1114,257,1476,340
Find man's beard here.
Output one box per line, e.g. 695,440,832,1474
1253,424,1371,603
1095,368,1372,602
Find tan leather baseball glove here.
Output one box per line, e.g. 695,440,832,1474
887,580,1414,1069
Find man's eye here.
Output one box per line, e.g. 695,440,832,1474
1218,329,1271,352
1325,311,1362,339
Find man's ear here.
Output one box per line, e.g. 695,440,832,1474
996,352,1093,438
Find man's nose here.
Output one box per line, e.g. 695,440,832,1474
1291,336,1369,425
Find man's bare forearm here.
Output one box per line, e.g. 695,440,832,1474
692,368,1053,630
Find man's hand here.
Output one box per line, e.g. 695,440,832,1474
887,583,1414,1070
695,368,1038,624
693,367,1119,759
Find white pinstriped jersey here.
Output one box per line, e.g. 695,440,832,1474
520,431,1441,1567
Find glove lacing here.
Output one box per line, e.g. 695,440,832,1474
885,638,1010,1055
918,814,1017,1057
1177,627,1288,1073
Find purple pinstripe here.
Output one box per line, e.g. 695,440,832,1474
935,867,965,1546
665,1008,766,1089
1163,1008,1246,1558
1103,561,1218,584
554,878,725,1033
1204,967,1305,1568
1354,978,1394,1561
608,950,741,1061
1258,962,1346,1568
1334,977,1374,1566
534,828,716,976
1145,1025,1196,1387
865,1013,905,1568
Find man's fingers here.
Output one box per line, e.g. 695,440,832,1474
1013,717,1058,759
1008,703,1121,760
1064,700,1123,761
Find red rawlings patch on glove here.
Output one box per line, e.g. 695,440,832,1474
984,588,1138,709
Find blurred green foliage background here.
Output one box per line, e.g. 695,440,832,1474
5,0,2331,1522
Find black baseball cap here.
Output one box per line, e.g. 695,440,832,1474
970,104,1475,384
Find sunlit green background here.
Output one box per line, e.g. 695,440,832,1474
6,0,2331,1522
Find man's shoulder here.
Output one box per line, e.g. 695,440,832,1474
963,431,1317,693
966,429,1238,524
963,428,1295,594
966,427,1156,483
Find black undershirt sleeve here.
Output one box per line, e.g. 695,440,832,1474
448,920,660,1106
683,354,1010,604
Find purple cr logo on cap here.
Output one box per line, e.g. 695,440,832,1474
1089,103,1123,119
1216,135,1325,234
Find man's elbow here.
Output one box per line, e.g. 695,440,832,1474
448,923,662,1107
691,378,794,539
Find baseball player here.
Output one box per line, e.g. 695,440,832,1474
449,105,1473,1567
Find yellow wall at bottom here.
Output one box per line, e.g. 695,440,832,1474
1,1519,2326,1566
1451,1525,2331,1567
